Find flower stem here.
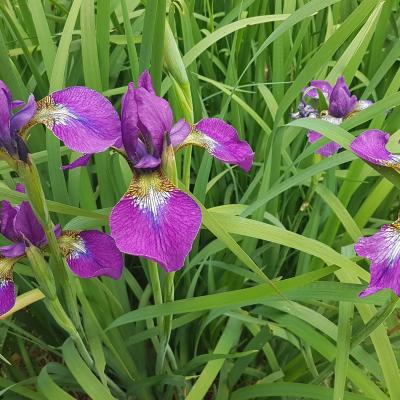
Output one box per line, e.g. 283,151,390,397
17,159,86,355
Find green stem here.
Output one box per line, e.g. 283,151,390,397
17,160,85,349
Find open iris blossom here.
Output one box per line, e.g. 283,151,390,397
355,219,400,297
350,129,400,170
292,77,372,157
0,80,121,166
0,185,123,315
51,71,254,272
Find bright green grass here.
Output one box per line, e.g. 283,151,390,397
1,0,400,399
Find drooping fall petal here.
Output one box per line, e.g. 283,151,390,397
61,153,93,171
350,130,400,168
110,170,202,272
355,222,400,297
0,257,17,315
59,230,123,280
177,118,254,172
32,87,121,153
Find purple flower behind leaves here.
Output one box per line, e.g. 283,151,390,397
0,185,123,315
355,221,400,297
295,76,373,157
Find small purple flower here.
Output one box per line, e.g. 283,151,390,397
0,186,123,315
355,220,400,297
53,71,254,271
294,76,373,157
350,130,400,169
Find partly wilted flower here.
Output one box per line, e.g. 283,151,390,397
350,130,400,169
0,185,123,315
355,219,400,297
51,71,254,272
293,77,372,157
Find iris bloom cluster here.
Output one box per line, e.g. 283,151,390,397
292,76,372,157
351,130,400,297
293,76,400,298
0,72,253,314
46,71,253,271
0,81,125,315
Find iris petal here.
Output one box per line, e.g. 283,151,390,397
60,230,123,279
110,170,202,272
61,153,93,171
14,201,46,247
355,223,400,297
32,87,121,153
303,80,333,99
0,257,16,315
307,131,342,157
178,118,254,172
350,130,400,168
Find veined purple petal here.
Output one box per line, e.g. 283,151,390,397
0,256,16,315
33,87,121,153
328,77,357,118
61,153,93,171
60,230,123,279
15,184,25,193
121,82,139,162
179,118,254,172
170,119,191,148
350,130,399,167
110,170,202,272
14,201,46,247
0,277,15,315
10,95,36,134
135,88,173,157
0,242,26,258
307,131,342,157
355,222,400,297
303,80,332,99
0,88,11,147
138,70,156,94
1,201,19,242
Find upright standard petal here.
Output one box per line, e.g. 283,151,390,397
170,119,191,147
110,170,202,272
59,230,123,280
138,70,156,94
121,83,139,162
307,131,342,157
328,77,357,118
350,130,400,168
32,87,121,153
0,257,16,315
355,222,400,297
135,88,173,157
178,118,254,172
0,201,19,242
14,202,46,247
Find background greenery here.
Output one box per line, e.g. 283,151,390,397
0,0,400,399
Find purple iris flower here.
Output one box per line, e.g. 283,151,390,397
52,71,254,272
0,185,123,315
0,80,121,166
355,220,400,297
350,130,400,169
293,76,373,157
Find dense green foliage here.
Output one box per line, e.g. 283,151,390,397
1,0,400,399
